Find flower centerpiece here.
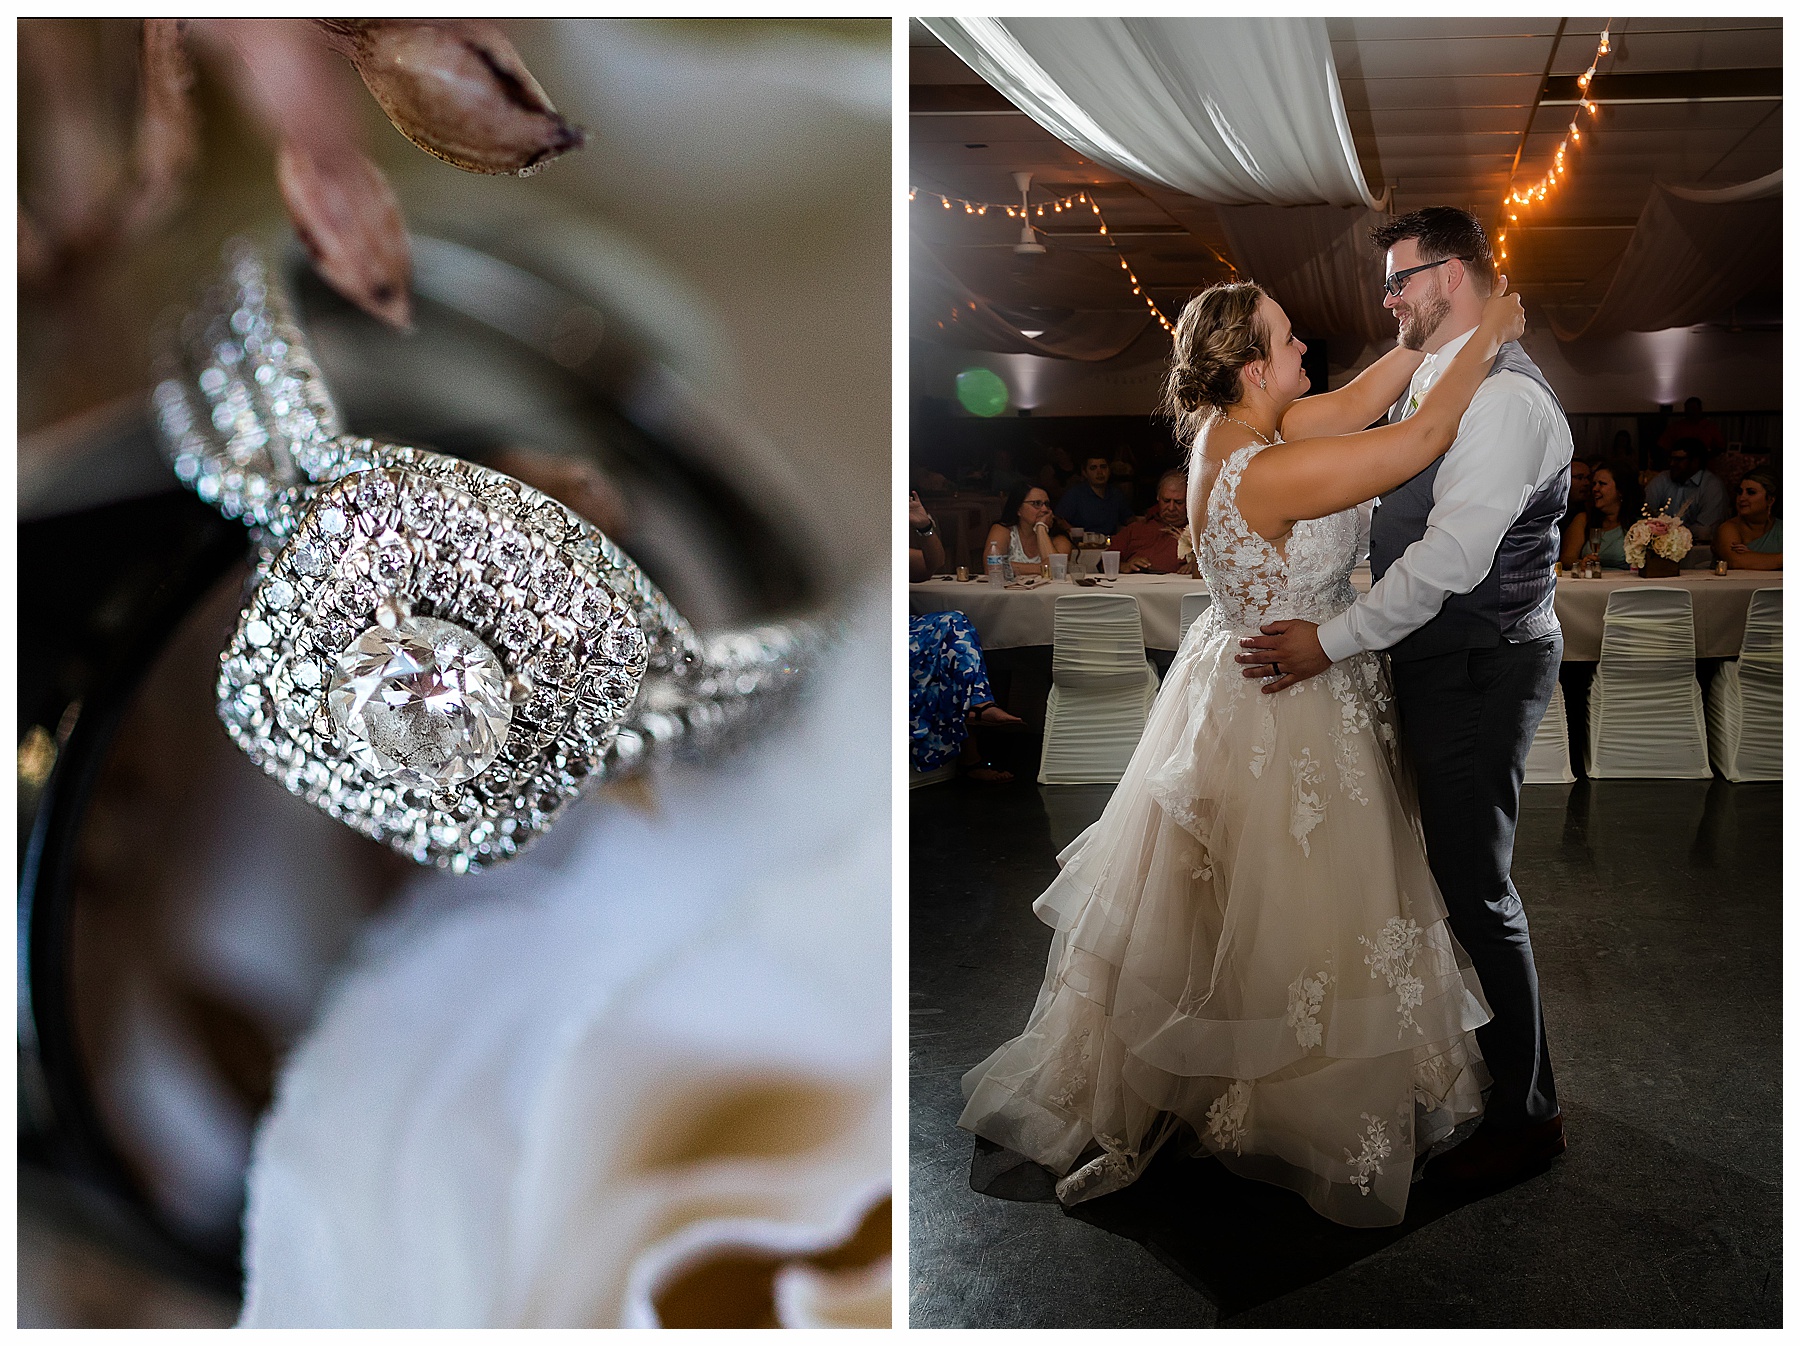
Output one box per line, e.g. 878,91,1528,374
1624,506,1693,578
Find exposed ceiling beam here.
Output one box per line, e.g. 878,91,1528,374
1507,20,1566,191
1542,68,1781,104
912,84,1021,114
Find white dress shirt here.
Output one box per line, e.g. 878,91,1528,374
1317,325,1574,664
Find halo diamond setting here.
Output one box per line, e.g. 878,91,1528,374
215,445,657,871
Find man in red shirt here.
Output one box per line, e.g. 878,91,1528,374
1114,470,1192,574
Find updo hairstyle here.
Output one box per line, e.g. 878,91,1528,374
1160,281,1269,449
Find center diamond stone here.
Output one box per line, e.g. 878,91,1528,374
328,615,512,788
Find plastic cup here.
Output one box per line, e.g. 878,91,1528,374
1100,550,1121,578
1048,553,1068,581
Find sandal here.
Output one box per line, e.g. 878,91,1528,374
964,762,1014,784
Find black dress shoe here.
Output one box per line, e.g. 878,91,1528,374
1428,1113,1566,1189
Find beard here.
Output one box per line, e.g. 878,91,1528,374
1396,289,1451,351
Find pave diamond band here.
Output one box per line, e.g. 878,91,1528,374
154,242,342,529
159,240,829,870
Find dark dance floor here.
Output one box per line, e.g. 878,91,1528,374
909,765,1782,1328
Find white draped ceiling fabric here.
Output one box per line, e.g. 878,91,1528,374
920,18,1394,357
1212,204,1395,350
923,18,1386,209
913,239,1152,361
1550,170,1782,342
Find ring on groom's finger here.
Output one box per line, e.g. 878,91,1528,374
153,239,832,872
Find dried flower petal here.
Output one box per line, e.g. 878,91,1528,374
318,19,585,177
276,140,413,331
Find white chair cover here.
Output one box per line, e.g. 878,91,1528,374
1178,591,1212,640
1586,587,1711,779
1523,681,1575,785
1707,587,1781,781
909,762,957,789
1038,593,1160,785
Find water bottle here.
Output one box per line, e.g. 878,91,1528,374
985,543,1006,584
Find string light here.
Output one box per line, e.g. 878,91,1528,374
1500,20,1613,246
911,183,1238,337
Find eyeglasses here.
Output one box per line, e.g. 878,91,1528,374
1382,257,1463,298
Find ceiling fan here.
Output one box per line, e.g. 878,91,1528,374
1012,170,1046,256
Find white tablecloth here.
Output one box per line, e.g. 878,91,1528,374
910,574,1208,651
911,569,1781,659
1548,571,1778,660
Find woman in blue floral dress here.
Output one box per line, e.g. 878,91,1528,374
910,491,1020,780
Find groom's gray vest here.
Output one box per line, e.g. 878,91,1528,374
1369,341,1569,663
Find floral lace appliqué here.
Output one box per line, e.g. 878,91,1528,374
1413,1043,1464,1109
1345,1112,1392,1196
1196,441,1360,632
1044,1025,1093,1110
1286,968,1331,1049
1360,917,1426,1036
1290,749,1325,854
1205,1080,1251,1153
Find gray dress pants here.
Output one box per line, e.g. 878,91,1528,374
1390,634,1562,1129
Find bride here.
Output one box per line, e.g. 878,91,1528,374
958,277,1528,1227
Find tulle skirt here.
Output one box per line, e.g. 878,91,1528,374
958,608,1490,1227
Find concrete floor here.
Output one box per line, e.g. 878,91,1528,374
910,764,1782,1328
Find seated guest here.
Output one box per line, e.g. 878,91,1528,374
1113,470,1193,574
1561,460,1643,569
984,486,1073,576
1714,469,1782,571
1055,451,1135,536
909,490,946,583
1646,436,1731,542
1036,445,1075,497
910,610,1021,783
1559,457,1593,535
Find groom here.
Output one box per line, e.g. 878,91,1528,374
1237,206,1572,1188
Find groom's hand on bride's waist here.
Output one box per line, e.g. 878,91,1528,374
1236,621,1328,693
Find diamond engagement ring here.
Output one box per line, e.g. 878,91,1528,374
153,240,827,871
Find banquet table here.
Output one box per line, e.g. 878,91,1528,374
910,568,1780,659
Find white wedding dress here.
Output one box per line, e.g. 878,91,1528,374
959,441,1491,1227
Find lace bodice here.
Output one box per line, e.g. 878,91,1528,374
1197,442,1366,630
